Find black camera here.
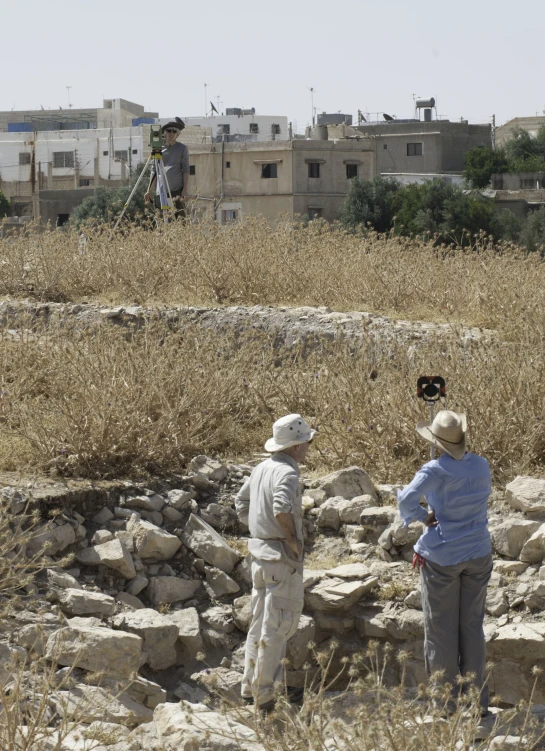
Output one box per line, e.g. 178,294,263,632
417,376,446,403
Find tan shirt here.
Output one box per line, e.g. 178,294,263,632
235,454,303,562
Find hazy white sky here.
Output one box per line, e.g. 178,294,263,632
2,0,544,130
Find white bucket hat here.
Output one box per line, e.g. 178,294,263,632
416,410,467,460
264,414,316,453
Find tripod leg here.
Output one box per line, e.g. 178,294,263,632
157,159,173,223
110,155,153,235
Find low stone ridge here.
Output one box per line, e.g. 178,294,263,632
5,455,545,745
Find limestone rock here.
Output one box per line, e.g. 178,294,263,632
315,497,344,531
520,524,545,563
355,612,389,638
190,668,242,704
506,476,545,518
488,622,545,660
116,592,145,610
338,495,377,523
125,494,165,512
27,522,76,556
205,567,240,597
166,488,196,510
76,538,136,579
360,507,397,529
201,605,235,633
127,575,149,596
490,519,542,559
287,614,315,670
494,561,529,576
201,503,238,532
383,609,425,640
47,569,81,590
151,700,263,751
92,507,114,524
232,595,253,632
51,683,152,727
147,576,201,606
181,514,239,574
45,624,142,679
404,587,422,610
190,456,228,488
127,515,181,561
165,608,202,654
489,660,530,705
91,529,114,544
61,720,130,749
305,576,378,612
489,737,528,750
486,588,509,617
58,588,115,617
314,466,377,501
112,609,178,671
325,563,371,579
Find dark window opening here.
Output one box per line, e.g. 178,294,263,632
79,178,93,187
308,208,322,220
407,142,423,157
218,124,230,135
226,161,231,168
261,163,278,178
189,165,196,175
308,163,321,178
19,153,31,165
271,123,281,135
383,144,388,149
222,209,238,223
132,149,138,155
346,164,358,179
249,123,259,134
103,150,109,156
53,151,75,168
56,213,70,226
114,150,128,162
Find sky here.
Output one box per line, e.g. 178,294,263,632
2,0,544,131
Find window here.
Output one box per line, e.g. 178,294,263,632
189,165,196,175
346,164,358,179
383,144,388,149
132,149,138,155
308,163,321,178
79,178,93,187
226,161,231,168
56,213,70,226
222,209,238,223
19,153,31,165
103,150,109,156
271,124,281,135
308,208,323,220
53,151,75,168
218,124,230,135
114,150,128,162
407,142,423,157
521,178,536,189
261,163,278,179
249,123,259,134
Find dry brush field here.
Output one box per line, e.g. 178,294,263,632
1,217,544,483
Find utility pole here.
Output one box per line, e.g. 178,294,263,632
309,87,315,127
204,83,208,117
491,114,496,149
66,86,72,108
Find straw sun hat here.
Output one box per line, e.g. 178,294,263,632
416,410,467,460
265,414,316,453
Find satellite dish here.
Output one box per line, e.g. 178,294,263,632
361,115,367,122
210,101,219,114
383,113,394,121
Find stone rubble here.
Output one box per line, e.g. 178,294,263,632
4,458,545,747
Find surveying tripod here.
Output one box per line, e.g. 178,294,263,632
111,124,173,233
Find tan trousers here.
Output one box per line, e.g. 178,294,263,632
241,558,304,704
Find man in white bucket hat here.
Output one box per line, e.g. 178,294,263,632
397,410,493,716
235,414,316,709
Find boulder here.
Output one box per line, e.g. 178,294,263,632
127,515,181,561
124,494,165,512
404,588,422,610
287,615,315,670
61,721,130,749
489,737,528,750
181,514,239,574
58,588,115,617
127,575,149,596
490,519,542,559
189,455,228,483
314,612,355,633
76,538,136,579
489,660,531,705
92,507,114,524
0,643,16,686
488,622,545,660
338,495,377,523
494,561,529,576
150,700,263,751
51,683,152,727
166,488,196,510
486,588,509,617
47,569,81,590
91,529,114,544
190,668,242,704
360,507,397,529
506,476,545,518
165,607,203,654
355,612,389,638
383,609,425,640
205,567,240,597
520,525,545,563
232,595,253,632
325,563,371,579
27,522,76,556
201,503,238,532
201,605,235,634
314,466,377,501
147,576,201,606
305,576,378,612
45,624,142,679
116,592,146,610
112,609,178,671
315,497,344,531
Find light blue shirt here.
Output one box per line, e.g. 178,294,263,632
397,452,492,566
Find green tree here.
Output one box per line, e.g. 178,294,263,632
520,207,545,253
463,146,509,188
70,163,149,229
339,176,401,232
504,125,545,173
0,190,9,219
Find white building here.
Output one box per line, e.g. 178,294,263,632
161,111,289,143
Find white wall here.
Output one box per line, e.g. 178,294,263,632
162,114,289,142
381,172,464,186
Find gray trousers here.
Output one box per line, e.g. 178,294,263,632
420,552,493,709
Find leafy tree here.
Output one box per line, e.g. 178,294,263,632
520,207,545,253
463,146,509,188
0,190,9,219
339,176,401,232
490,209,523,244
70,164,149,229
504,125,545,173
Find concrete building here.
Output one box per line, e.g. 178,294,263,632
491,173,545,191
347,119,492,178
164,112,289,143
495,116,545,147
189,139,375,224
0,98,158,133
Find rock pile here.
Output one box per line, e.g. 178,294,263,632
4,464,545,747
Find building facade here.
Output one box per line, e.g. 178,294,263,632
495,116,545,147
189,139,375,224
166,113,289,143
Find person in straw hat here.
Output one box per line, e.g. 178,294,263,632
235,414,316,710
144,117,189,221
397,410,493,716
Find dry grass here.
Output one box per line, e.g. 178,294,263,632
0,218,544,332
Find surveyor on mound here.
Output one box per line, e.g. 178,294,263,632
144,117,189,221
397,410,492,716
235,414,315,710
